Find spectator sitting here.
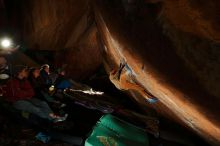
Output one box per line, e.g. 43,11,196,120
3,65,68,122
40,64,52,87
29,67,66,108
54,68,72,90
29,67,47,99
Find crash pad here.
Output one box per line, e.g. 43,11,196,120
85,114,149,146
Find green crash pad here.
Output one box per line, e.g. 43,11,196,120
85,114,149,146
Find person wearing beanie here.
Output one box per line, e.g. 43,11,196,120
3,65,68,123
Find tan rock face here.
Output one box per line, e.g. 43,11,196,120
4,0,220,145
54,24,102,80
160,0,220,99
94,0,220,145
162,0,220,42
22,0,89,50
18,0,102,79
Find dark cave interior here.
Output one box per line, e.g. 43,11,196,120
0,0,219,146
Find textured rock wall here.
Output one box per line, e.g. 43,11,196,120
94,1,220,145
17,0,102,79
54,24,102,80
3,0,220,145
21,0,88,50
159,0,220,99
161,0,220,42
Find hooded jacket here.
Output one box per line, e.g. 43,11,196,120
3,78,35,102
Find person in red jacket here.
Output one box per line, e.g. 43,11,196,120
3,65,68,122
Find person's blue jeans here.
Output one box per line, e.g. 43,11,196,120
13,98,53,120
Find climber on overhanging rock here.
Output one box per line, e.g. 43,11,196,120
109,59,158,104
